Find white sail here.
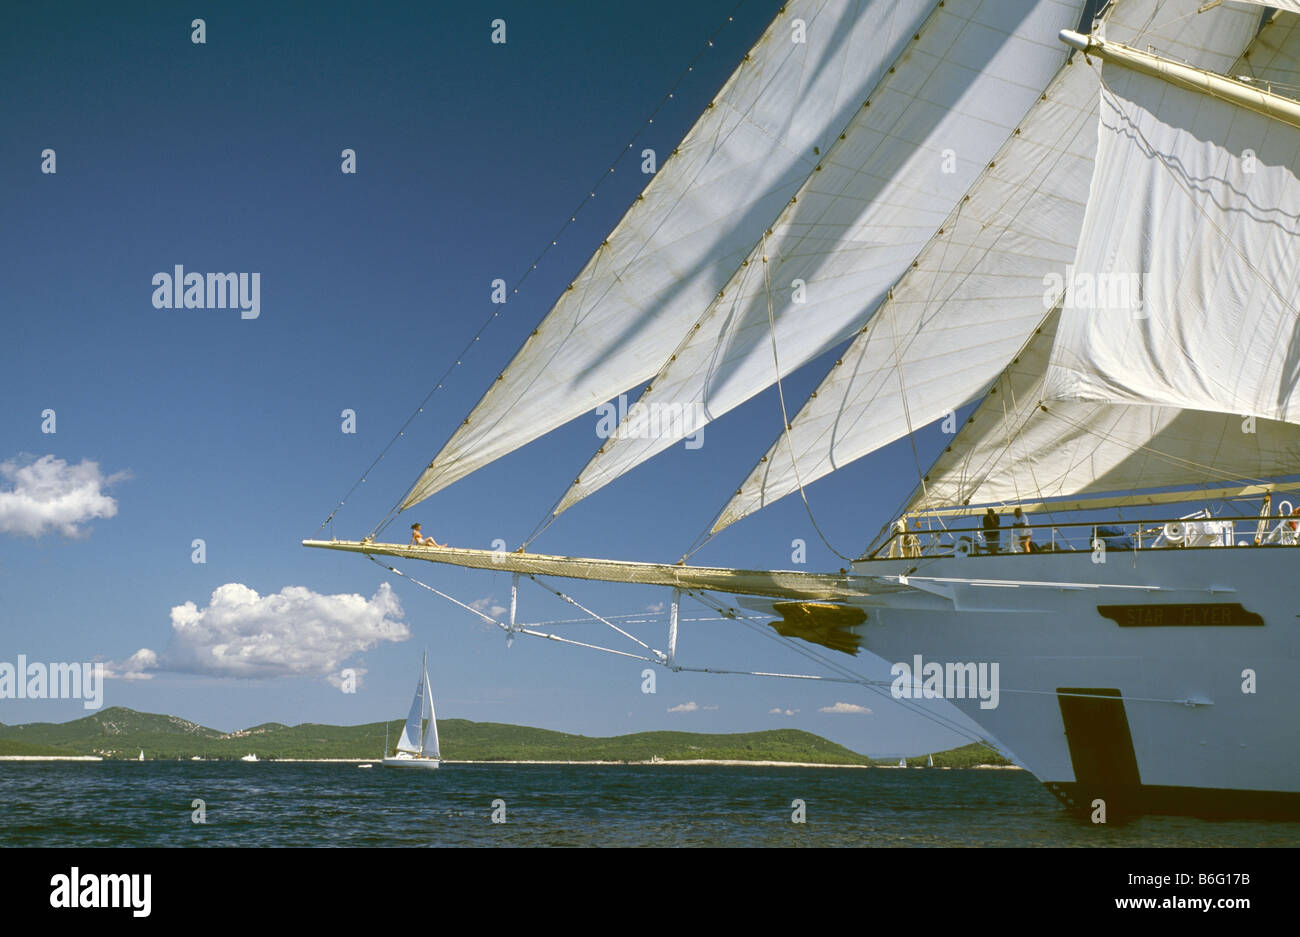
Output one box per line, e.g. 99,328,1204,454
905,11,1300,512
550,0,1087,516
1043,51,1300,424
1234,10,1300,91
401,0,945,509
421,663,440,759
902,308,1300,512
710,0,1263,534
396,671,425,753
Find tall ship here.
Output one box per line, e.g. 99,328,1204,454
308,0,1300,818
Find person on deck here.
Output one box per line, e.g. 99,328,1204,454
902,518,922,558
1255,493,1272,546
1012,507,1031,553
410,522,445,548
981,508,1001,554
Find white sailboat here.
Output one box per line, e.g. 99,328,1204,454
382,652,441,770
307,0,1300,818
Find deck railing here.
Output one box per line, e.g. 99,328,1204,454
864,512,1300,561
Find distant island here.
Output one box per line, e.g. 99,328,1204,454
0,706,1013,768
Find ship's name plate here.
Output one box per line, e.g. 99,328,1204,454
1097,603,1263,628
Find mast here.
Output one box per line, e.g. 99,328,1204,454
1058,30,1300,130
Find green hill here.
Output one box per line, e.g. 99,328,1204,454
0,738,80,757
0,706,1006,766
903,742,1012,768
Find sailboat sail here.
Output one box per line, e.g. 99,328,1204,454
420,662,440,759
396,672,425,754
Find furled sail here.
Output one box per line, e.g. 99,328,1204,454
710,0,1263,534
549,0,1087,516
400,0,945,510
1043,39,1300,424
902,308,1300,512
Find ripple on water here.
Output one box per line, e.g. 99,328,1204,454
0,762,1296,847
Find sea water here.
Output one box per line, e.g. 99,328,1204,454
1,762,1296,847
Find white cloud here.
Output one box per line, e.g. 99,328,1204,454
769,707,799,716
123,582,409,683
101,648,158,680
645,602,665,613
818,701,872,714
470,597,508,619
667,701,699,713
0,454,126,538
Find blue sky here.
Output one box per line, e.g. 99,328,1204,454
0,0,989,756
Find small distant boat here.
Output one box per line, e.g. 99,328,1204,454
240,753,259,762
927,754,934,768
382,652,441,770
137,750,144,762
898,757,906,768
190,755,204,761
358,763,373,769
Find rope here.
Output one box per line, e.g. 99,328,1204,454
527,575,664,659
680,233,853,565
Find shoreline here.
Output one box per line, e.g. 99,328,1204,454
1,755,1018,769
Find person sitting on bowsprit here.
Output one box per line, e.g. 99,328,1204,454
409,522,445,548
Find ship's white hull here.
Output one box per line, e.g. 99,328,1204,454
827,546,1299,818
381,754,441,770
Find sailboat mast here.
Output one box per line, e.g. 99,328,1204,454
421,651,430,757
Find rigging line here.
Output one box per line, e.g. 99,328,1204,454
682,231,853,565
368,555,663,662
834,86,1088,551
885,289,933,514
672,666,870,684
547,3,978,561
311,0,753,542
1042,406,1279,485
527,575,664,658
372,556,950,684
